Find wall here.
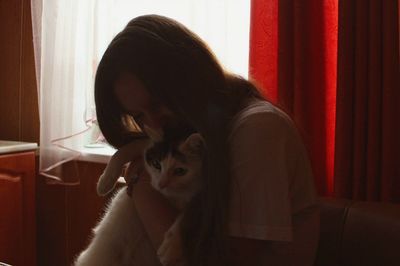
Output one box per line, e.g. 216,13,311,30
0,0,39,143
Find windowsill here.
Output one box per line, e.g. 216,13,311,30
78,144,116,164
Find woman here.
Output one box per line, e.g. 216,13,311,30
95,14,319,266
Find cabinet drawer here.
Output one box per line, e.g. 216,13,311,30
0,152,36,266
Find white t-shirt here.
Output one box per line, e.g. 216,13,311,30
227,98,320,265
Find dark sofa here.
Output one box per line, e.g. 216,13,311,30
315,197,400,266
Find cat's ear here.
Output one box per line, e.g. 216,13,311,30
143,125,163,142
182,133,205,155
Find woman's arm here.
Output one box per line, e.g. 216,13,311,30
226,111,307,265
130,170,179,250
228,237,291,266
227,237,266,265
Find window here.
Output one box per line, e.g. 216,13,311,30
33,0,250,176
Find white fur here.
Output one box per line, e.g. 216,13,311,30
74,187,141,266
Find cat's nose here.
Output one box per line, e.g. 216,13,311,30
158,178,170,189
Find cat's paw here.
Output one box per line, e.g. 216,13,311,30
97,172,117,196
157,227,184,266
96,153,126,196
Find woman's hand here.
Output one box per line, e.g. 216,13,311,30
157,215,185,266
125,157,180,257
97,138,150,196
124,157,147,197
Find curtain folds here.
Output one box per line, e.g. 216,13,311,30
334,0,400,202
249,0,400,202
31,0,99,183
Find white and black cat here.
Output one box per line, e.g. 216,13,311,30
144,126,203,210
74,127,204,266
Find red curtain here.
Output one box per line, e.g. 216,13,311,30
249,0,400,202
249,0,338,196
334,0,400,202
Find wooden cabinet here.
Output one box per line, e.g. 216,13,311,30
35,160,113,266
0,151,36,266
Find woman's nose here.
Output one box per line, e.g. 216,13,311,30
143,114,164,133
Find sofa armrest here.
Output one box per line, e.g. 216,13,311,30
315,197,400,266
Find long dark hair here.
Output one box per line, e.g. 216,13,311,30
95,14,263,265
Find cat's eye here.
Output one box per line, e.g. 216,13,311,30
174,167,187,176
152,160,161,171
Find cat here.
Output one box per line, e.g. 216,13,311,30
144,126,204,265
74,127,204,266
143,125,203,210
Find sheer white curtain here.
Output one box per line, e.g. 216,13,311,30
31,0,98,182
31,0,250,182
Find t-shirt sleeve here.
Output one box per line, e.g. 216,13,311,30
228,111,299,242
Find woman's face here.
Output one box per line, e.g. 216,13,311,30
113,71,175,135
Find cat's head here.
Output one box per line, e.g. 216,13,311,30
143,126,204,195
